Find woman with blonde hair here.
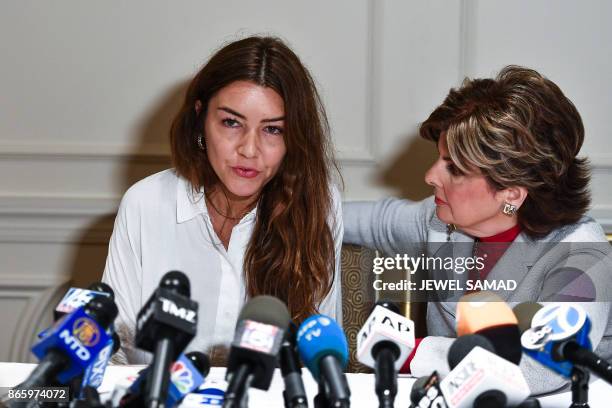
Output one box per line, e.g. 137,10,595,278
344,66,612,394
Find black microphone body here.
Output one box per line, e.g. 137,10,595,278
373,342,399,408
16,351,69,390
146,338,175,408
280,328,308,408
224,363,252,408
319,355,350,408
558,340,612,384
135,271,198,408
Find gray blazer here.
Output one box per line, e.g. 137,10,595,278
343,196,612,395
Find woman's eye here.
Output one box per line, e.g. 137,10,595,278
446,163,463,176
222,118,240,128
264,126,283,135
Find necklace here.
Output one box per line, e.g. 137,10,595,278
446,224,456,241
204,192,252,221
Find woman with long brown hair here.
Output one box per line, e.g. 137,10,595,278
102,36,342,364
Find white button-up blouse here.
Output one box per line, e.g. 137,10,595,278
102,169,343,364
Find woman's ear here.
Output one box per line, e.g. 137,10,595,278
195,100,202,115
503,186,528,209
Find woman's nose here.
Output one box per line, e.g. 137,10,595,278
237,129,258,158
424,160,441,188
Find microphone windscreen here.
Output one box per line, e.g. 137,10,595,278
85,295,118,329
185,352,211,377
238,295,291,329
88,282,115,299
448,334,495,370
516,398,542,408
456,291,517,336
296,315,348,380
513,302,543,335
160,270,191,297
474,390,507,408
375,299,401,315
456,291,521,364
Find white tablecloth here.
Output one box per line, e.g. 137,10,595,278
1,362,611,407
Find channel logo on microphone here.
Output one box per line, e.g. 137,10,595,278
237,320,281,354
72,317,101,347
532,304,586,340
170,361,194,394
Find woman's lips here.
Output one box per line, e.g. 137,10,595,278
434,196,447,205
232,166,260,179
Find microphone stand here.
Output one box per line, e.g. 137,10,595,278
313,381,329,408
570,365,590,408
224,365,252,408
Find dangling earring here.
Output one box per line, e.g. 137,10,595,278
197,134,206,151
502,202,517,216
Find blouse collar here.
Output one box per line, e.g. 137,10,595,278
176,174,257,224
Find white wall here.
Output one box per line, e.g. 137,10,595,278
0,0,610,361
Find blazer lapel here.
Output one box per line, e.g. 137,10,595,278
485,233,554,302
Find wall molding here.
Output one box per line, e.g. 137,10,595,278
0,195,118,244
0,142,172,162
0,141,377,166
0,275,72,362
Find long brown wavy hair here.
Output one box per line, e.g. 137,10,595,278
170,36,338,322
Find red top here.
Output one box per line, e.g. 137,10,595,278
400,223,522,374
469,223,522,282
480,223,522,243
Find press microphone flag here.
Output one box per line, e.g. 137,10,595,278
521,303,612,383
121,351,210,407
27,295,118,385
409,371,448,408
224,296,290,408
440,346,530,408
356,302,415,369
79,331,121,395
54,283,114,320
357,301,414,408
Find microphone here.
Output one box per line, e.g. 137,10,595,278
76,331,121,400
180,380,226,407
20,295,118,387
297,314,350,408
54,283,115,321
447,334,495,370
440,343,530,408
280,323,308,408
512,302,543,335
121,351,210,408
224,295,291,408
521,303,612,384
135,270,198,408
456,291,522,364
409,372,448,408
356,300,415,408
167,352,211,407
36,283,115,341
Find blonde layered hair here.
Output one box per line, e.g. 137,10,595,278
420,65,590,238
